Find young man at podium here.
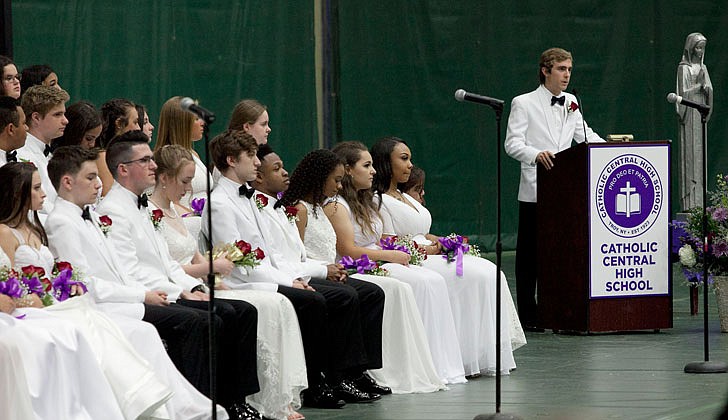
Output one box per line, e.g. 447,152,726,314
504,47,604,331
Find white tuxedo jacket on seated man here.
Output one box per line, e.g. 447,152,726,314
505,84,604,203
46,197,146,319
17,133,56,214
97,182,202,301
202,176,298,291
255,191,329,280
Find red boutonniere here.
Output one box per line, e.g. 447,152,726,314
255,194,269,210
98,215,112,236
150,209,164,230
567,101,579,114
284,206,299,223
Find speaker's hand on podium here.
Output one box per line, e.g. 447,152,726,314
536,151,556,170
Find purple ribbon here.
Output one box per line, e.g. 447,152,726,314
21,275,45,295
379,237,410,254
0,277,23,299
51,269,88,302
339,255,378,274
183,198,206,217
455,247,464,276
439,235,470,276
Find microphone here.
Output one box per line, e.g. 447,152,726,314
454,89,504,110
667,92,710,113
571,89,589,144
180,97,216,123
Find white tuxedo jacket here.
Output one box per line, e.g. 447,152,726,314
46,197,146,319
97,183,201,301
256,192,328,280
17,133,56,214
201,176,292,290
505,85,603,202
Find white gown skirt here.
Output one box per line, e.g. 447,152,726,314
381,263,466,384
42,296,174,419
0,311,125,420
352,273,446,393
217,289,308,420
423,254,526,375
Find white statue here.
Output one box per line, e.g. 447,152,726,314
676,32,713,211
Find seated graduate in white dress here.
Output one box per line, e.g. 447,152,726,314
203,129,383,408
271,146,445,394
253,145,393,396
327,141,467,384
148,144,308,420
0,162,176,419
371,136,525,376
45,145,229,419
94,130,261,420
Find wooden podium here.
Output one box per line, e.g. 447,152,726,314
536,142,673,333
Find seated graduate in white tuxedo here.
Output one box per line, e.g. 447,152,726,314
148,144,308,420
16,85,70,215
253,145,390,396
504,47,604,330
267,146,445,394
0,162,175,420
94,130,261,420
45,145,229,420
203,129,381,407
0,96,27,167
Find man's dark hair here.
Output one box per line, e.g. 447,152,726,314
105,130,149,179
0,96,20,129
209,129,257,171
48,145,99,191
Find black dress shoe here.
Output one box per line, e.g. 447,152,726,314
226,402,262,420
333,379,381,403
301,385,346,409
352,372,392,395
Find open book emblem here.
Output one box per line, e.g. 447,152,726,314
615,181,640,218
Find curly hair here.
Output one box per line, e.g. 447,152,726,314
331,141,379,237
97,98,136,148
276,149,342,216
0,162,48,245
20,85,69,126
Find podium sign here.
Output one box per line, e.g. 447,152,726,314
537,142,672,332
589,144,670,298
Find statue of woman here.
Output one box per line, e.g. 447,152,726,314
677,32,713,211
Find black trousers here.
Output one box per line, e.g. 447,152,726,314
312,277,385,371
515,201,539,326
174,298,259,406
276,285,328,385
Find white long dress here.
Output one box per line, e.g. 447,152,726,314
157,208,308,420
330,197,466,384
9,230,174,420
0,249,126,420
380,193,527,375
300,201,445,393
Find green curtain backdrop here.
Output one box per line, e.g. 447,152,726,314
12,1,728,250
11,0,318,163
337,1,728,249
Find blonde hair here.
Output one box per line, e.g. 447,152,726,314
20,85,70,125
154,96,196,152
153,144,194,183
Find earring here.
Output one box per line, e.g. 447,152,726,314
162,184,166,189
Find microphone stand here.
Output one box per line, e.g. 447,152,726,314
684,106,727,374
201,113,219,418
472,101,521,420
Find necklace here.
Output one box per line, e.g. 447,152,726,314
148,198,178,219
387,189,406,202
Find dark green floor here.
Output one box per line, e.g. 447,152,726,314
299,251,728,420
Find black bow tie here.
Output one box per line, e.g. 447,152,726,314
5,150,17,162
81,206,92,221
551,95,565,106
43,144,52,157
239,184,254,199
137,194,149,209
